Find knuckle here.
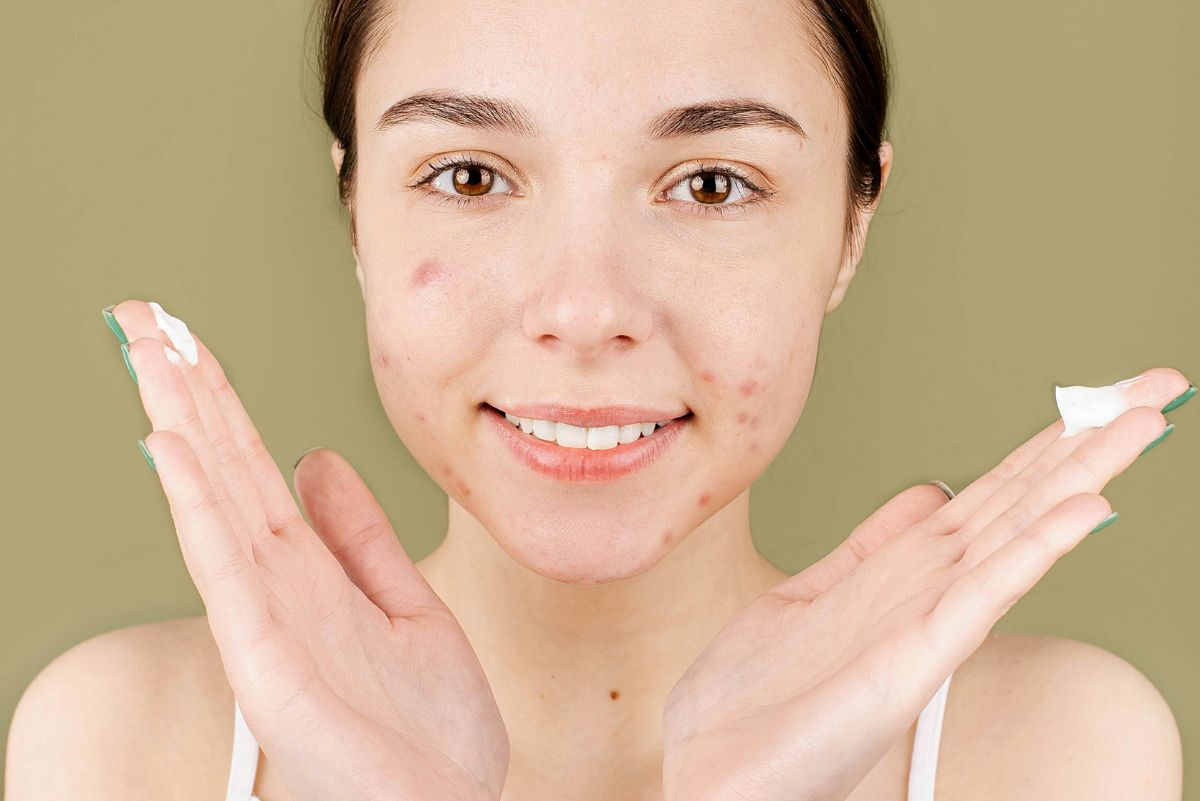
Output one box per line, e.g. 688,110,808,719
1064,447,1106,486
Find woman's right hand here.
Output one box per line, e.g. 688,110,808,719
109,300,509,801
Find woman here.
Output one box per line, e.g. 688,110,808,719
7,0,1191,799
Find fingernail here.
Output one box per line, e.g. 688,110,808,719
927,479,956,500
1088,511,1119,536
102,304,129,345
293,445,325,471
137,438,156,471
1161,385,1196,414
1138,422,1175,457
120,342,138,385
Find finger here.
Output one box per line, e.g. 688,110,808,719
959,404,1167,570
293,447,446,619
931,367,1188,539
772,482,952,604
922,492,1112,669
114,299,299,535
141,430,273,654
126,335,274,553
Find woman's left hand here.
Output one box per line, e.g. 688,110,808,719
661,370,1186,801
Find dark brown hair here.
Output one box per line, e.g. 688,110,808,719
311,0,891,259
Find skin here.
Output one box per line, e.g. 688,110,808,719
333,0,883,791
3,0,1188,799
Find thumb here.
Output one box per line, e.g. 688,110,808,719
774,480,955,604
292,446,443,619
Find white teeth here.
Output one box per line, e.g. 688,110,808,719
499,408,679,449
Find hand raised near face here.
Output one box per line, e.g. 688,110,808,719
105,300,509,801
661,368,1191,801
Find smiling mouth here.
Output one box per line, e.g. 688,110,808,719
481,402,694,450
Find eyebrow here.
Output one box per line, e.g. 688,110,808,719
373,90,808,143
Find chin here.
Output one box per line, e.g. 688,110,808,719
480,506,686,585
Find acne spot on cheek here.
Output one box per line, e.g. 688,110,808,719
700,369,716,383
660,529,674,546
411,257,447,289
416,412,426,422
749,441,759,452
737,411,749,423
739,377,762,396
698,492,711,507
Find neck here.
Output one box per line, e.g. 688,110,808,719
414,488,788,788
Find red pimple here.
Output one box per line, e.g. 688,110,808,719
700,369,716,383
660,529,674,545
738,378,761,396
698,492,711,507
737,411,750,423
411,257,446,289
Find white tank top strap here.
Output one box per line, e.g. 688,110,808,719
225,699,264,801
907,670,953,801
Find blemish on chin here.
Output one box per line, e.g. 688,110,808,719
660,529,674,546
411,257,446,289
697,492,711,507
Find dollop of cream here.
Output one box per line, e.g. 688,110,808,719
148,301,199,366
1055,373,1149,437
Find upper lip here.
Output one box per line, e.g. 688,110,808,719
486,402,691,428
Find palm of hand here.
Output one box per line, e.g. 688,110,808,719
664,367,1186,801
663,523,958,801
109,299,509,801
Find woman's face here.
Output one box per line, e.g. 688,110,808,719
339,0,890,583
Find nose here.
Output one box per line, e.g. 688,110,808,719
520,217,656,363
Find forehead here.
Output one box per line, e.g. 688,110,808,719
357,0,843,147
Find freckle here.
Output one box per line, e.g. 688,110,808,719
411,257,446,289
698,492,711,507
737,411,749,423
739,378,761,396
700,369,716,383
610,689,620,700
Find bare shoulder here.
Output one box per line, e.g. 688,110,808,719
6,615,237,801
941,630,1183,800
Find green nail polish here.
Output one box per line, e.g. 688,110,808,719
1088,511,1119,535
120,342,138,385
1138,422,1175,457
102,305,129,345
137,438,156,471
1161,385,1196,414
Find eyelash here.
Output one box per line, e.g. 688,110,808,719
407,153,775,219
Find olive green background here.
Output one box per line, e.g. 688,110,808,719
2,0,1196,791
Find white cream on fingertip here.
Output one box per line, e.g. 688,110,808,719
148,301,199,366
163,343,183,366
1055,373,1151,438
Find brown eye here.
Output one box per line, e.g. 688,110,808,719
665,167,756,209
688,171,731,204
451,164,493,196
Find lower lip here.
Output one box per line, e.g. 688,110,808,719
482,404,691,482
